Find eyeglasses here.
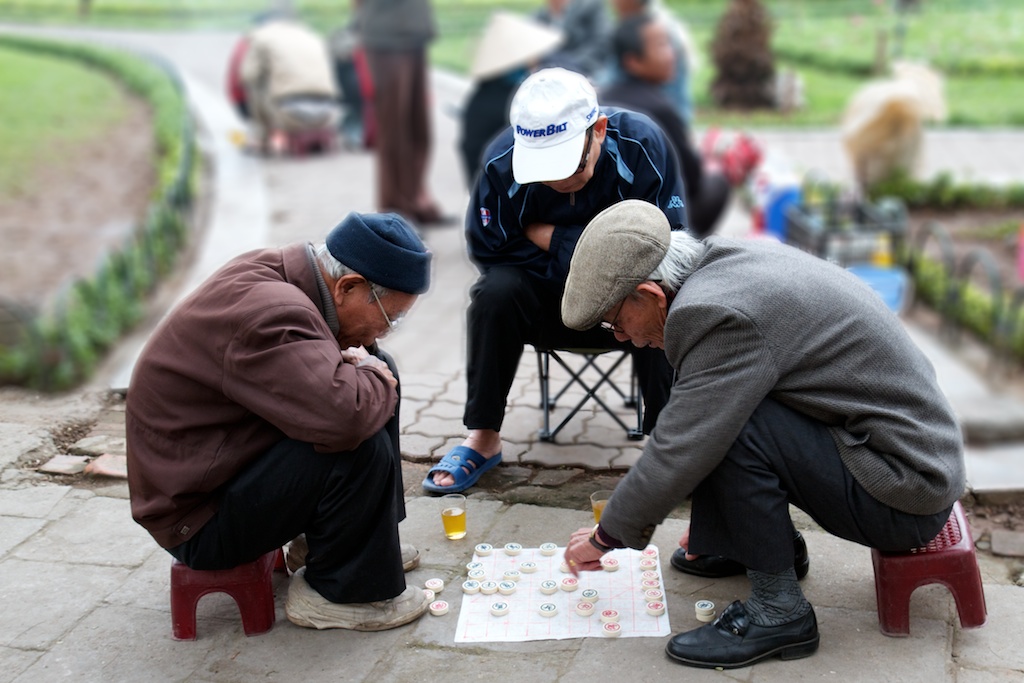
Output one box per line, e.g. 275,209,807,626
370,286,402,333
573,125,595,176
600,299,626,334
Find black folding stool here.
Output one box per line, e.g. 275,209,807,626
533,346,644,442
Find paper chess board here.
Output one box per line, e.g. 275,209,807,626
454,545,670,643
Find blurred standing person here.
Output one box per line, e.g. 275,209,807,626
458,11,563,188
602,14,729,238
225,33,251,120
240,11,341,154
361,0,448,225
328,6,367,150
611,0,699,125
533,0,611,79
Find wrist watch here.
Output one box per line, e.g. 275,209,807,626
588,524,613,553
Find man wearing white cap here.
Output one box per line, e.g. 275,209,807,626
424,67,689,493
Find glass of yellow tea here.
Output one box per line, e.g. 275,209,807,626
590,490,613,523
441,494,467,540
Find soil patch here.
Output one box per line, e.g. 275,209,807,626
0,91,155,310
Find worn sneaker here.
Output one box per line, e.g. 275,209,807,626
285,568,429,631
284,536,420,574
400,543,421,572
285,535,309,574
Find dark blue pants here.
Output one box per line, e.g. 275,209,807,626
168,351,406,604
688,398,952,572
464,265,673,434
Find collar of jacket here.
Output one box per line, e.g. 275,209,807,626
305,243,340,338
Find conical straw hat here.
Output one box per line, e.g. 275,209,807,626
470,11,564,81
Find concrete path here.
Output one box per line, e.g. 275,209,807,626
1,24,1023,683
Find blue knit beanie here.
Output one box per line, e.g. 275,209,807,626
325,212,431,294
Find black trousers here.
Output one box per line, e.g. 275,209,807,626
688,169,732,240
464,266,673,434
168,351,407,604
688,398,953,573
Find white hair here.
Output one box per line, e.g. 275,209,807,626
314,243,392,299
645,230,704,295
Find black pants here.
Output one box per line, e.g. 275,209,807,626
688,398,953,573
168,351,406,604
688,169,731,240
464,266,673,434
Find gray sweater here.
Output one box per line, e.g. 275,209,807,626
601,237,966,549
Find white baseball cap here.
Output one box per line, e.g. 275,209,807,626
509,68,600,184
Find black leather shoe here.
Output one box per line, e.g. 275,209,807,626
665,600,819,669
670,531,810,579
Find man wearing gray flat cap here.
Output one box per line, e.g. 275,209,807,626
561,199,965,669
127,211,433,631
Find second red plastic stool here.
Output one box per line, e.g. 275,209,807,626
871,500,987,636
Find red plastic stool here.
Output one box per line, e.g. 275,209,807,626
170,549,282,640
284,127,336,156
871,500,987,636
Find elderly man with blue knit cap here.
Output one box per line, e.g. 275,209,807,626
127,212,433,631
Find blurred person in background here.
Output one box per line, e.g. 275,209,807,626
610,0,699,126
533,0,612,79
361,0,449,225
240,11,341,154
328,3,370,150
458,11,563,188
602,14,729,238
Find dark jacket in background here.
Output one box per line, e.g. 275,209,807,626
360,0,436,50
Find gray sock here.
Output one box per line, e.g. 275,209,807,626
744,567,812,627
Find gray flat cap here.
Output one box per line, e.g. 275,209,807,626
561,199,671,330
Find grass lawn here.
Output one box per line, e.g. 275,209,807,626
3,0,1023,126
0,45,127,197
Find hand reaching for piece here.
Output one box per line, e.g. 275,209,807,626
563,526,607,577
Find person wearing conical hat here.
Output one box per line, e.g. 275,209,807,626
458,11,564,187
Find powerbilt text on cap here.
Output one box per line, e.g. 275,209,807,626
509,67,599,184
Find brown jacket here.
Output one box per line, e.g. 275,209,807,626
126,244,396,548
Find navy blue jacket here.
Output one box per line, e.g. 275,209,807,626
466,107,689,283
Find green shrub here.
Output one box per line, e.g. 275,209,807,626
0,35,196,390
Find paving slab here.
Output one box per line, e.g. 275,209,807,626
0,559,130,650
12,495,153,567
954,584,1024,672
990,529,1024,557
0,485,70,518
0,646,40,683
103,543,177,613
37,455,88,475
0,424,47,470
0,516,45,558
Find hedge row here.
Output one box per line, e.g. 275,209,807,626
909,251,1024,361
868,170,1024,212
0,35,196,390
774,43,1024,80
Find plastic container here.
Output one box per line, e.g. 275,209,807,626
846,264,911,313
765,186,802,241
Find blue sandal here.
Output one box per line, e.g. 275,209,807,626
422,446,502,494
